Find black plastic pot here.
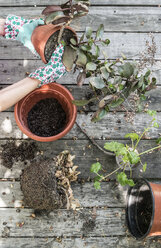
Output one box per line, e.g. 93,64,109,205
126,179,161,239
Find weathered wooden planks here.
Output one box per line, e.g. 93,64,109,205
1,32,161,60
0,112,161,139
0,0,160,6
0,139,160,179
0,207,126,237
0,7,161,32
0,181,125,208
0,236,160,248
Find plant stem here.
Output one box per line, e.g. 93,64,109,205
103,166,121,179
134,120,154,150
138,144,161,156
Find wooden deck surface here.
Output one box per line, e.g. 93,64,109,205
1,1,161,247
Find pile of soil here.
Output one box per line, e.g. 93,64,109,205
20,160,66,210
1,141,38,169
27,98,66,137
45,29,76,62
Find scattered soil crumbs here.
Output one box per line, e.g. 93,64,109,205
45,29,76,62
27,98,66,137
1,141,38,169
81,218,96,234
20,151,80,211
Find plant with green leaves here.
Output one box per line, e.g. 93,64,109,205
42,0,156,122
70,25,156,121
90,110,161,189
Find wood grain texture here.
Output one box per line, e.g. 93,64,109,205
0,139,160,179
0,181,125,208
1,32,161,60
0,207,126,237
0,112,161,139
0,0,160,6
0,7,161,32
0,237,160,248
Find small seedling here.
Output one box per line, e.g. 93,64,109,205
91,110,161,188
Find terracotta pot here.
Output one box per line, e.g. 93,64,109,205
14,83,77,142
126,179,161,239
31,24,77,64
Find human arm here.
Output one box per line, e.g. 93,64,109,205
0,78,40,112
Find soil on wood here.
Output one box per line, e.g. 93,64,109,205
45,29,76,62
0,141,38,169
20,160,67,210
136,187,152,235
27,98,66,137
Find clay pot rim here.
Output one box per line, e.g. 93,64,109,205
14,83,77,142
126,178,155,240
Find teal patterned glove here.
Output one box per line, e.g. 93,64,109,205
4,14,44,56
29,44,66,87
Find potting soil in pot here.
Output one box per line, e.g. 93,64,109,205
20,160,66,210
27,98,66,137
45,29,76,62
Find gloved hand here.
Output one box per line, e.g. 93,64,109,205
4,14,44,56
29,43,66,87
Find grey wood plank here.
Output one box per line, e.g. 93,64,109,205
0,207,126,237
0,236,160,248
0,139,161,179
0,0,160,6
0,181,125,208
0,112,161,140
1,84,161,113
0,7,161,32
1,32,161,61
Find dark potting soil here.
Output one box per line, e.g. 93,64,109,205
20,160,66,210
27,98,66,137
1,141,38,169
45,29,76,62
136,186,152,235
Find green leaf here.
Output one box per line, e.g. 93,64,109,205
96,24,104,40
85,27,92,39
124,133,139,142
95,45,100,58
94,181,101,190
80,45,91,51
153,122,159,128
86,62,97,71
94,175,104,182
102,39,110,45
100,67,109,79
146,110,157,117
90,162,102,173
62,46,77,72
76,50,87,66
156,137,161,144
108,98,124,108
128,151,140,165
144,70,151,80
90,77,105,89
143,163,147,172
98,109,108,120
72,99,90,106
104,141,125,153
119,62,134,79
45,11,64,24
117,172,135,186
116,147,127,156
70,38,77,46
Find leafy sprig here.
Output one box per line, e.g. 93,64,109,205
91,111,161,188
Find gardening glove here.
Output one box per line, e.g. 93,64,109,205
29,43,66,87
4,14,44,56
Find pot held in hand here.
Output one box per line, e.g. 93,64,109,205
14,83,77,142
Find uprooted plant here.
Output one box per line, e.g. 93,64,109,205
21,150,80,211
90,110,161,189
41,1,156,122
